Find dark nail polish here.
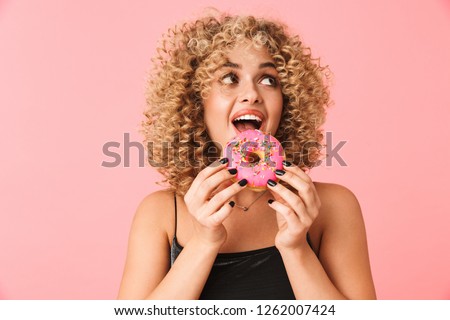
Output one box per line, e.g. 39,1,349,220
275,169,285,176
282,160,292,167
228,168,237,175
267,179,277,187
238,179,248,187
268,199,274,204
229,201,235,207
219,157,229,164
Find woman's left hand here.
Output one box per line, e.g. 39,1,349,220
267,162,321,251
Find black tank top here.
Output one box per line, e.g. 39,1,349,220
170,194,313,300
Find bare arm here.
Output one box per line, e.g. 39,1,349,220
280,184,376,299
118,159,247,299
117,192,221,299
268,164,376,299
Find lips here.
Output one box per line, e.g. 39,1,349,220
231,110,265,133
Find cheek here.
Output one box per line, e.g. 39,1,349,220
204,103,225,123
204,92,232,122
267,94,284,131
203,99,229,136
269,94,283,117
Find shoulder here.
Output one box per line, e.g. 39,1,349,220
118,189,176,299
314,182,361,209
311,183,376,299
137,189,176,214
314,181,359,202
313,182,364,231
132,189,176,240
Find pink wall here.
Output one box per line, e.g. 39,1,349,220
1,0,449,299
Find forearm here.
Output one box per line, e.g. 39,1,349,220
280,245,347,300
146,238,219,299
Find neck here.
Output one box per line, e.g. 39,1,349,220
232,188,269,209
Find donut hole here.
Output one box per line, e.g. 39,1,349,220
246,152,261,165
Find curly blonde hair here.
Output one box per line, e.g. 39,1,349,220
142,12,331,195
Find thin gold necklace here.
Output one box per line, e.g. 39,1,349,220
233,190,268,211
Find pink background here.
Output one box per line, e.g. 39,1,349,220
1,0,449,299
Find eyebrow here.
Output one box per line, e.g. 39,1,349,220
222,61,277,69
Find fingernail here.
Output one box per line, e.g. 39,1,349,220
275,169,285,176
229,201,235,207
228,168,237,175
268,199,274,204
267,179,277,187
219,157,229,164
282,160,292,167
238,179,248,187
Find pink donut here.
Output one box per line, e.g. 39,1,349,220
224,129,285,191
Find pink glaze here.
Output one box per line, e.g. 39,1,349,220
224,129,285,191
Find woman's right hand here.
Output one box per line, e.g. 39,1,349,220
183,158,247,249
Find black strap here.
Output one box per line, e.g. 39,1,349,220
173,192,178,238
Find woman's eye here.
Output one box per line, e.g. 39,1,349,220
221,73,238,85
260,76,277,86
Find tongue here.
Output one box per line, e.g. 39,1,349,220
234,120,257,132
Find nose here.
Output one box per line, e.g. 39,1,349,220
238,81,262,104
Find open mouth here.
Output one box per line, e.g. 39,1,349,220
232,114,263,132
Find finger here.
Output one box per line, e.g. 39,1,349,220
268,189,285,203
204,179,248,214
267,179,312,224
207,201,236,227
196,167,238,202
267,199,302,229
274,169,317,209
282,161,320,204
188,158,230,197
282,161,313,183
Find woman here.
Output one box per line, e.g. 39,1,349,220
118,12,376,300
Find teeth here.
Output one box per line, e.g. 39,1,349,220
233,114,262,122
